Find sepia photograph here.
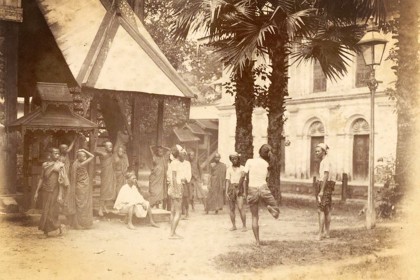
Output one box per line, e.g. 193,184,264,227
0,0,419,279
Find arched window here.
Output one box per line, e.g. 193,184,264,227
313,61,327,92
309,121,325,177
352,118,370,181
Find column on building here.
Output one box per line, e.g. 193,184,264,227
284,107,299,178
252,107,267,157
217,105,235,164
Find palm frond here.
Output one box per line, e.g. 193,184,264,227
314,0,389,24
291,39,354,81
284,8,316,39
172,0,242,41
214,18,277,72
315,24,366,51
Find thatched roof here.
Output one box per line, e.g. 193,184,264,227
35,0,194,98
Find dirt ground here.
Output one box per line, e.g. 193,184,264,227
0,202,406,280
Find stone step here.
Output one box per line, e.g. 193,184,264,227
0,196,20,213
25,207,170,223
93,208,171,223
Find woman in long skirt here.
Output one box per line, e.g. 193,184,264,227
71,149,95,229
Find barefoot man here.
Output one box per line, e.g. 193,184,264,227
315,143,336,240
114,171,159,229
168,145,183,239
226,152,246,231
241,144,280,245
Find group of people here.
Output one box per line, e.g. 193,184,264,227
34,139,95,237
34,133,335,244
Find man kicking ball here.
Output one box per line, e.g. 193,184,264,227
241,144,280,245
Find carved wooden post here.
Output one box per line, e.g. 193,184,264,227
89,98,98,188
156,98,164,146
3,21,19,194
132,96,142,175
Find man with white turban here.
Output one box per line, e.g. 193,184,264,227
315,143,336,240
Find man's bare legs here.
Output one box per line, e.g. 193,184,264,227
250,204,260,246
182,196,189,219
201,198,206,212
127,205,135,230
98,200,105,216
237,196,247,231
170,199,182,239
98,200,110,217
135,205,159,228
324,207,331,238
190,197,195,211
228,200,237,231
318,210,325,240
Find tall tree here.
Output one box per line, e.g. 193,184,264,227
393,0,419,191
173,0,388,202
173,1,256,162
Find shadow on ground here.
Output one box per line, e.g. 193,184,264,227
214,226,395,272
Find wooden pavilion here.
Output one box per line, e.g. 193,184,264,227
33,0,194,162
10,0,195,207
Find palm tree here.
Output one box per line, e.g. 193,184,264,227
172,1,257,163
173,0,388,202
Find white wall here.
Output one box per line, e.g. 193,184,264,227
191,32,398,181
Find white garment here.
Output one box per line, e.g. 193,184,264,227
114,184,149,217
319,155,335,182
226,165,244,184
243,157,269,188
178,160,192,183
167,159,182,184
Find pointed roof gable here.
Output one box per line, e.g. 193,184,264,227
36,0,195,98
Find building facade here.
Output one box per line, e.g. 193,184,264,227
192,33,397,186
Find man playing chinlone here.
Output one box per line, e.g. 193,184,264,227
242,144,280,245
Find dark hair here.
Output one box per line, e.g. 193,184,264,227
259,144,271,158
125,171,136,180
171,146,179,158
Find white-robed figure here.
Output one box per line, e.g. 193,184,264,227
114,171,159,230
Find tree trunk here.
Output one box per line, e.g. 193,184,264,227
394,0,419,192
267,37,288,204
234,60,255,165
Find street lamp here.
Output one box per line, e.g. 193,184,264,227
357,17,388,230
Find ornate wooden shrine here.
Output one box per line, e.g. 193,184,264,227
8,83,98,209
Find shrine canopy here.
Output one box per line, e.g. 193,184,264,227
8,83,98,134
173,127,200,143
35,0,195,99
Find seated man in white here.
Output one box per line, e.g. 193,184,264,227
114,171,159,229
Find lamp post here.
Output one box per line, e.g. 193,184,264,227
357,18,388,229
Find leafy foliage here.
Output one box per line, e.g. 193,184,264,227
172,0,389,202
143,0,222,105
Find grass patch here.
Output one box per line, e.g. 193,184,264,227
214,227,395,272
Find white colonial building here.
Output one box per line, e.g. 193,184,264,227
191,33,397,188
